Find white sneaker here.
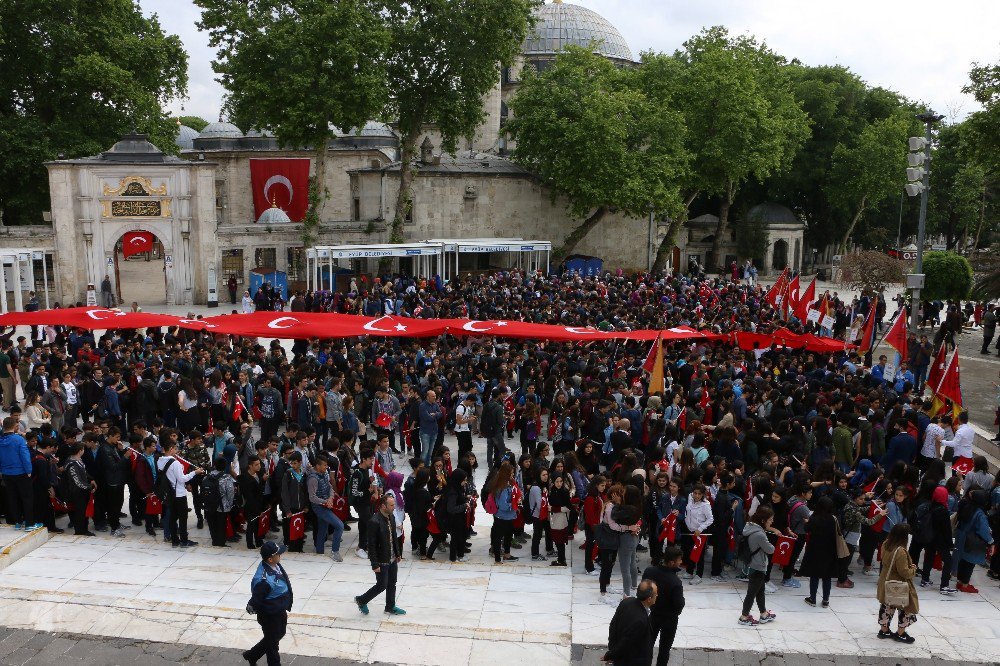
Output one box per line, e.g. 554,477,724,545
111,529,125,538
710,575,726,583
331,551,343,562
605,587,621,595
357,549,368,559
764,582,778,594
683,572,694,580
600,594,620,606
587,570,601,577
690,576,703,586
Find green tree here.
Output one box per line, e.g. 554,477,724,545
196,0,390,246
963,62,1000,176
733,209,769,267
0,0,188,226
838,250,905,294
175,115,210,132
384,0,537,245
827,115,911,253
671,27,810,272
507,47,689,261
922,250,973,301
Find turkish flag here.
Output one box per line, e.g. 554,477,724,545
689,534,707,563
122,231,154,258
373,459,387,480
257,511,271,538
331,494,349,522
933,553,943,571
85,493,95,518
250,158,310,222
466,497,477,528
145,494,163,516
427,507,441,535
659,514,677,543
50,496,70,513
744,475,754,512
728,523,737,551
374,412,393,430
952,457,975,476
174,454,193,474
226,515,236,539
927,343,949,394
288,510,307,541
936,350,963,406
771,536,796,566
232,395,246,422
884,309,908,359
868,501,887,532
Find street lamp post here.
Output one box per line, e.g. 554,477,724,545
905,111,945,330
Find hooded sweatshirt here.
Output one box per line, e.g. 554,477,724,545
741,521,775,572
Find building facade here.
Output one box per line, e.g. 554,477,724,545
23,1,803,307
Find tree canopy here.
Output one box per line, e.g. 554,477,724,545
507,47,689,260
922,251,973,301
0,0,188,225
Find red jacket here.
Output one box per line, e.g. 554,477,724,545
583,495,604,526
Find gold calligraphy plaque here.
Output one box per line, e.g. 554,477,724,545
102,176,167,197
111,200,162,217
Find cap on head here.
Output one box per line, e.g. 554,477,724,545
260,541,287,560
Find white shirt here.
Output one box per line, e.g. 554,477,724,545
64,382,78,406
921,423,944,459
942,423,975,459
455,403,472,433
158,455,199,498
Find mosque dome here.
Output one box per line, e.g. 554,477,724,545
175,124,200,150
257,204,291,225
199,121,244,139
747,202,800,226
522,1,633,63
245,127,275,138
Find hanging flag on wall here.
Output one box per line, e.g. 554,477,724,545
249,158,311,222
122,231,154,258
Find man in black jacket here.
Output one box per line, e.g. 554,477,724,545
354,493,406,616
480,389,505,470
710,472,738,579
641,546,686,665
604,580,657,665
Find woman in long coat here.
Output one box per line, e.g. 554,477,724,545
798,496,839,607
877,523,919,643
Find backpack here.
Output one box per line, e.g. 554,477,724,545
910,502,934,545
484,492,499,515
155,458,176,501
95,394,109,419
736,535,758,569
200,472,223,513
787,499,806,530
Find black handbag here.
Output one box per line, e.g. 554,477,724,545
596,522,621,550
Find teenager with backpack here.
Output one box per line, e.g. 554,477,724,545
157,439,205,548
738,506,779,626
63,443,94,535
203,456,235,547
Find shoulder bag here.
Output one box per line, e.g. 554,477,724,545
883,547,910,608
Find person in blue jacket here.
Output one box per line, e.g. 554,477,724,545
952,490,995,594
244,541,294,665
0,416,40,530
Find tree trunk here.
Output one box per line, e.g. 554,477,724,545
973,183,987,253
552,206,610,263
380,132,418,274
709,182,735,273
652,191,698,273
302,141,328,248
837,196,867,255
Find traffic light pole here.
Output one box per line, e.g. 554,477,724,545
909,112,944,331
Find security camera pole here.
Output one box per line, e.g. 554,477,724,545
905,111,945,330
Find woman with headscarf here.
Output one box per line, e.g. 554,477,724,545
952,489,995,593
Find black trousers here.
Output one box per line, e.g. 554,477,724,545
742,569,768,616
357,561,398,611
104,484,124,530
919,544,952,587
170,495,189,544
649,614,679,666
354,501,372,551
207,509,228,547
247,611,286,666
491,517,513,562
70,488,90,534
456,431,473,458
127,482,143,524
3,474,33,525
584,524,597,572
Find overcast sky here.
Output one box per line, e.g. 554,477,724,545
144,0,1000,125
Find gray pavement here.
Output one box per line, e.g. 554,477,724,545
0,628,968,666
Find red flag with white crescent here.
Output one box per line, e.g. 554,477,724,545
771,535,796,566
250,158,310,222
689,534,708,563
256,510,271,538
659,514,677,543
288,510,307,541
122,231,154,258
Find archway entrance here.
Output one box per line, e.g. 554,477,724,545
772,239,788,271
114,231,167,306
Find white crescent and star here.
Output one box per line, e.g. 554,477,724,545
263,175,293,204
128,236,147,245
461,320,508,332
267,316,300,329
565,326,598,335
179,319,216,328
86,309,126,321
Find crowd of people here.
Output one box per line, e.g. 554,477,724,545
0,267,996,666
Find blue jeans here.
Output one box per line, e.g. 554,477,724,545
420,432,437,466
312,504,344,554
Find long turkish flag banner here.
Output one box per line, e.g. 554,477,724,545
0,308,856,353
122,231,154,258
250,158,310,222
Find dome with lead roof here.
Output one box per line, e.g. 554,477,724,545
522,1,633,63
199,121,244,139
